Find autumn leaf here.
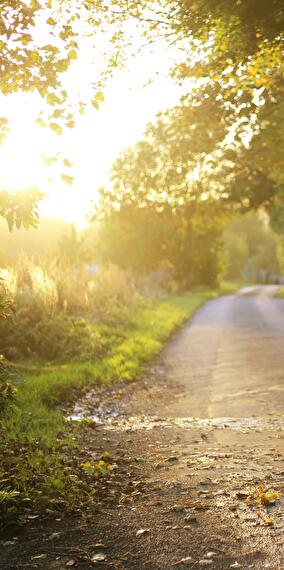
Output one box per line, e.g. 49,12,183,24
264,517,274,526
68,49,77,60
95,91,104,102
50,122,62,135
257,487,280,506
61,174,74,185
46,17,56,25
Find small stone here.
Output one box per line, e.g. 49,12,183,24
136,528,150,537
205,552,216,558
170,504,185,513
91,553,106,563
184,515,198,523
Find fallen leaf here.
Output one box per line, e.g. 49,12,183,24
170,504,185,513
136,528,150,537
236,491,249,500
184,515,197,523
258,488,280,506
91,553,106,563
174,556,193,565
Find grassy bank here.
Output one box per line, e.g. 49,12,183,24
0,285,237,527
273,287,284,298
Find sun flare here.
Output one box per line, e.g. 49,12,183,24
0,34,182,227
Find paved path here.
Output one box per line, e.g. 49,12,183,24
2,287,283,569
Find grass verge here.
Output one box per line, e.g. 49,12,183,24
273,287,284,298
0,284,238,527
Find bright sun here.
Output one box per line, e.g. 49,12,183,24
0,32,183,228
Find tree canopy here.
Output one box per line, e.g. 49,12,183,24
1,0,283,228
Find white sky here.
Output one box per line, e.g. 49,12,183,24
0,26,183,227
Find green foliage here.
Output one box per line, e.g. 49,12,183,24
274,288,284,299
223,212,282,282
0,358,18,411
0,188,44,231
95,97,228,287
0,258,139,361
97,202,224,288
1,0,282,228
0,1,108,132
110,1,283,210
0,285,18,411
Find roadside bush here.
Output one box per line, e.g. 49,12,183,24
0,358,18,411
0,312,117,361
88,264,138,323
0,259,142,361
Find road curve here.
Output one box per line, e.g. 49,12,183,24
154,285,284,420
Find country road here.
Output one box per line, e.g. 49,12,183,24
2,286,284,570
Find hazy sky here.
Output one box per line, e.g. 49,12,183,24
0,27,183,227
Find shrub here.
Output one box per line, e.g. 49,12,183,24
0,358,18,411
0,259,141,361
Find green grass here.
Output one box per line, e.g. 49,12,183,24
273,287,284,298
0,284,239,526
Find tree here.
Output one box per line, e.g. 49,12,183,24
96,198,224,287
95,99,229,286
105,90,277,212
223,212,282,281
0,188,44,231
0,0,110,228
117,1,284,201
1,1,283,228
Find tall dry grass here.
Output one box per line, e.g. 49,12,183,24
0,257,139,318
0,257,162,361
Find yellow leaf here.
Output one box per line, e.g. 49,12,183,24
50,122,62,135
83,417,97,427
257,488,280,506
47,17,56,25
35,118,46,128
101,451,114,463
95,91,104,102
68,49,77,60
264,517,274,526
61,174,74,185
246,496,254,506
